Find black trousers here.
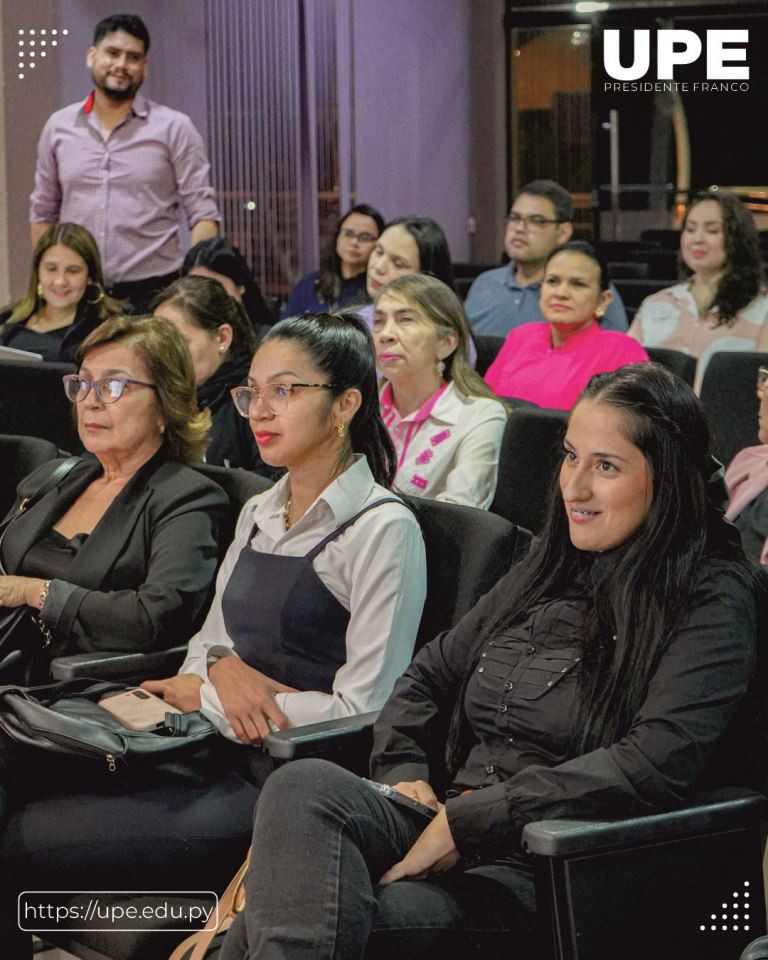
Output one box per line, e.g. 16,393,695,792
0,732,263,959
107,270,180,314
219,758,538,960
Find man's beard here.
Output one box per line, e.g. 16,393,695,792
91,70,142,101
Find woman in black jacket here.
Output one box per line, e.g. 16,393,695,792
220,362,760,959
154,275,274,476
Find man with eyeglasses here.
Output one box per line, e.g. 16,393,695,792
465,180,627,336
30,13,221,314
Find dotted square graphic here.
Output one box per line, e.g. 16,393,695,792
16,26,68,79
699,881,751,934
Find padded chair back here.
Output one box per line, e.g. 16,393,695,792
473,334,505,377
645,348,697,387
490,407,569,534
699,351,767,465
0,359,80,451
613,278,669,311
192,463,273,554
639,228,680,249
405,497,527,652
0,434,60,519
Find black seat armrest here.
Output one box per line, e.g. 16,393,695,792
50,645,188,682
264,710,380,760
522,788,766,858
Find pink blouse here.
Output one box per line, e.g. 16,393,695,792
484,321,649,410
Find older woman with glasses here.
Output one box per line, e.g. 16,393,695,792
725,365,768,565
0,314,228,682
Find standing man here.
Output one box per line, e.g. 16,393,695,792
465,179,628,336
30,14,221,312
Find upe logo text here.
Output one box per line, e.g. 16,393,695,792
603,30,749,81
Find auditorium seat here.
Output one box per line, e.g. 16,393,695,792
489,406,568,534
645,347,696,387
0,434,60,519
0,358,80,451
639,228,680,250
606,261,649,280
699,351,767,465
473,334,505,376
454,276,473,301
613,278,670,312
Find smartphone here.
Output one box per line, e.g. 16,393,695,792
361,779,438,820
98,688,181,731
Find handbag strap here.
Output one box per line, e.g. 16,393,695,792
168,848,251,960
0,456,81,575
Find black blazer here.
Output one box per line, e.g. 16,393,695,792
2,446,229,656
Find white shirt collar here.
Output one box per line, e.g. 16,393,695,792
250,454,378,535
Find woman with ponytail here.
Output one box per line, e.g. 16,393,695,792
146,310,427,742
219,362,760,960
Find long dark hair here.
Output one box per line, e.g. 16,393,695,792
681,190,765,324
447,363,748,769
263,312,397,486
387,216,456,291
154,275,257,368
181,237,272,328
317,205,385,303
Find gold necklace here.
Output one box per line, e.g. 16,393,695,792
283,496,292,530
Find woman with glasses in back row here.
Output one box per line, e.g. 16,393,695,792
0,314,228,682
282,205,385,318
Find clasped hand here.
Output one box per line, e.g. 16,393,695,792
142,659,298,744
208,657,297,744
378,780,460,885
0,575,43,609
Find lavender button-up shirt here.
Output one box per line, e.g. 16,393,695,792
30,92,221,284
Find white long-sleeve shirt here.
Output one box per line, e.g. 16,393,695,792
180,456,427,741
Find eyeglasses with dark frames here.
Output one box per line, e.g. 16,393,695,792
339,227,378,243
505,212,560,229
62,374,157,404
231,382,337,417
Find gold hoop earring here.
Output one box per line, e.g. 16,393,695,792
336,423,345,439
87,281,106,305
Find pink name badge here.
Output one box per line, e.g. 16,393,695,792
410,474,428,490
415,449,434,465
430,429,451,446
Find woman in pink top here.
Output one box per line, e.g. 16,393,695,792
485,241,648,409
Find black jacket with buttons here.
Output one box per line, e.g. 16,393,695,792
370,552,759,863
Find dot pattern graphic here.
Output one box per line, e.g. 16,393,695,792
699,882,751,935
17,26,68,79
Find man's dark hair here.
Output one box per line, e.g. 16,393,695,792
94,14,150,53
517,179,573,224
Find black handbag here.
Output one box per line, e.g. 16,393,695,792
0,677,220,785
0,457,80,677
